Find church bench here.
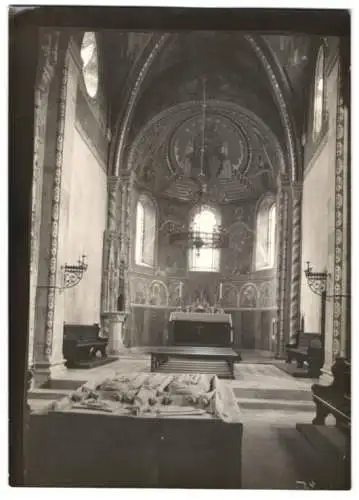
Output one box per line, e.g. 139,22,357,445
286,332,322,377
63,323,108,367
312,358,351,431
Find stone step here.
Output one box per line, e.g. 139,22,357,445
155,359,232,379
41,379,86,390
232,387,312,400
28,388,72,400
237,398,314,412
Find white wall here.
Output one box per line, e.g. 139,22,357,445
301,59,338,367
62,127,107,324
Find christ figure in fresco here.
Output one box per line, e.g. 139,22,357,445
183,128,226,182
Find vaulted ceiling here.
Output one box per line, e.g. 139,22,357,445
100,31,318,202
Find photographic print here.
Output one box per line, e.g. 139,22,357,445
9,6,351,490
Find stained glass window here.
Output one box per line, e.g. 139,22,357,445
313,46,325,138
188,207,220,272
135,196,156,267
80,32,99,99
255,198,276,270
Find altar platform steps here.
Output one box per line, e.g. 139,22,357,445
66,356,118,370
154,358,233,379
237,398,314,412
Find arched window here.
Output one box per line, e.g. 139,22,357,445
188,206,220,272
255,198,276,271
80,32,99,98
135,195,156,267
313,46,325,138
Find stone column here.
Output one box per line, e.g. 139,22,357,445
101,176,126,348
340,103,350,360
275,172,290,357
332,73,347,361
116,171,136,346
101,176,121,313
107,177,118,229
28,31,59,369
32,44,78,387
275,174,284,356
289,183,303,342
119,171,135,311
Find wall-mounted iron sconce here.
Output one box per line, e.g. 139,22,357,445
304,261,329,364
62,255,88,289
304,261,329,296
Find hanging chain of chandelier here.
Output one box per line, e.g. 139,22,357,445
169,76,229,254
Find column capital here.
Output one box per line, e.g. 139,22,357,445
107,176,120,193
104,229,122,244
36,31,60,94
277,171,291,188
40,30,60,68
291,181,303,195
118,169,137,185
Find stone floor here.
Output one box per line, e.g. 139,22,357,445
28,353,333,489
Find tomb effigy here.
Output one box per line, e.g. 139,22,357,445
27,371,243,488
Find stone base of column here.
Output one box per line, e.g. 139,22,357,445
32,359,67,388
102,311,127,355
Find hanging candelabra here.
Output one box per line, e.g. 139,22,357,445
169,76,229,254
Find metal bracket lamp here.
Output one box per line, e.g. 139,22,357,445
304,261,329,366
304,261,350,300
304,261,329,296
62,254,88,289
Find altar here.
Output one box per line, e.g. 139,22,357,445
168,311,234,347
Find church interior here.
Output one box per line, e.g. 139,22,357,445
11,14,351,489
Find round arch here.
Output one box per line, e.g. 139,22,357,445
126,99,286,177
110,33,299,182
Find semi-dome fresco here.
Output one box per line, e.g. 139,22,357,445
169,113,251,182
131,100,281,204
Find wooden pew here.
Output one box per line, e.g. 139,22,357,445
286,332,322,377
312,357,351,431
311,358,351,488
63,323,108,367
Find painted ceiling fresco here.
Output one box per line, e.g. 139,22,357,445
169,113,251,183
131,100,283,204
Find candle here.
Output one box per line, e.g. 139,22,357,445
179,281,183,299
219,283,223,300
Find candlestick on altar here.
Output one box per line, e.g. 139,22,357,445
219,282,223,300
179,281,183,299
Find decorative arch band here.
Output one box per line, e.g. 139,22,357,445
112,34,297,182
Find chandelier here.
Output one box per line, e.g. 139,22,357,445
169,225,229,255
169,76,229,255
